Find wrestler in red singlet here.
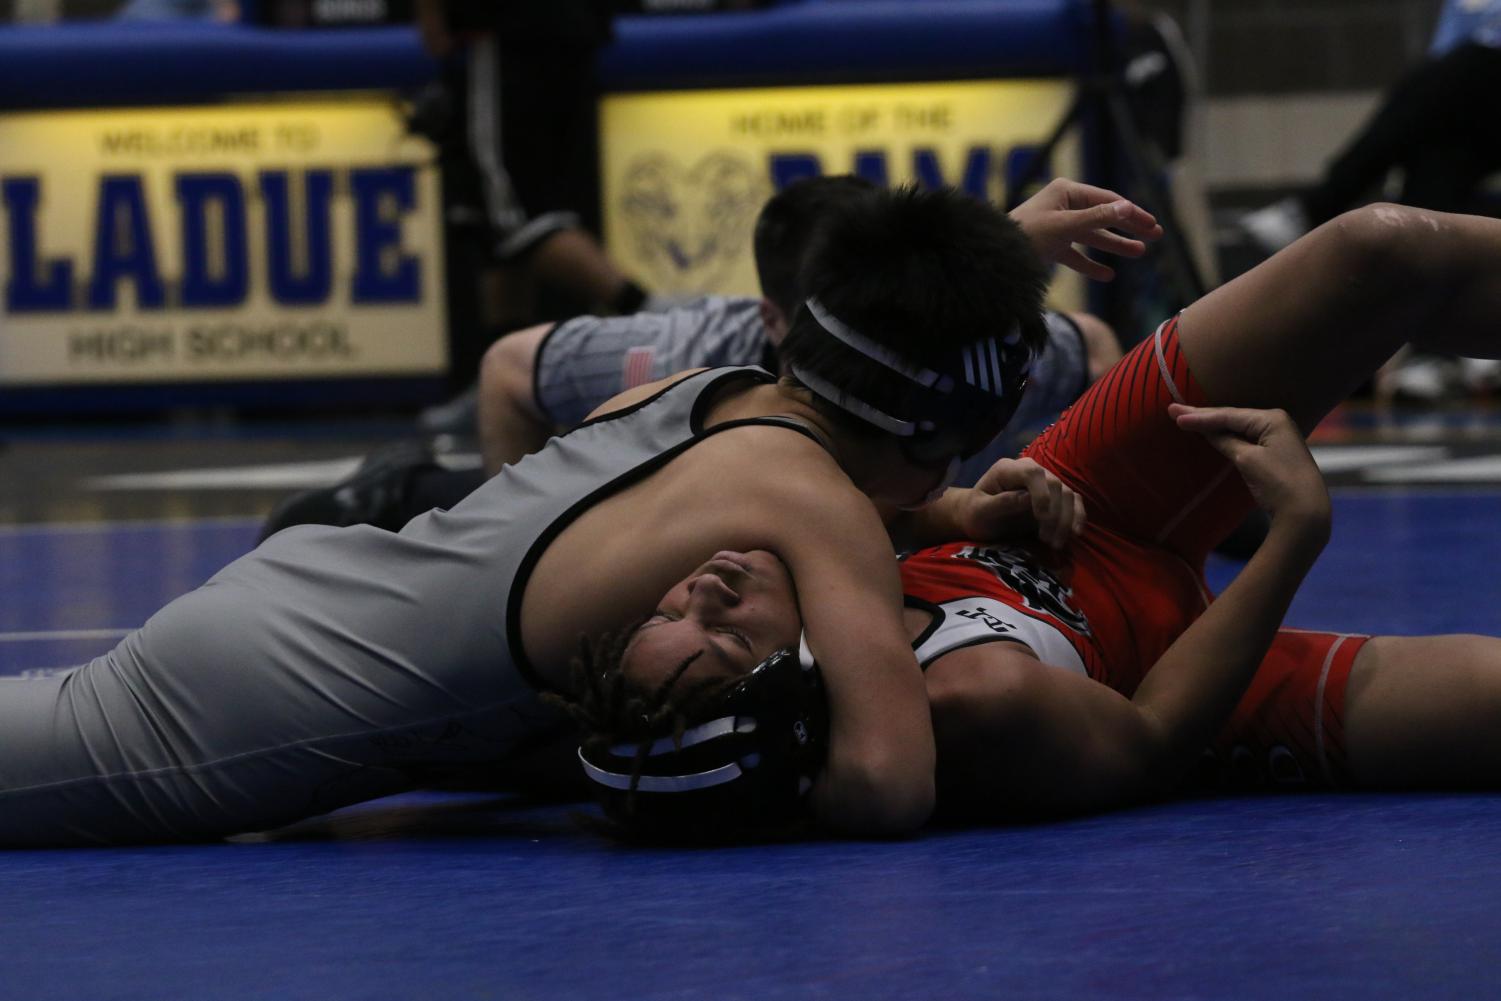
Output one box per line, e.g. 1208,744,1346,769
900,316,1365,789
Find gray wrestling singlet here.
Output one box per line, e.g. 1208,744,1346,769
0,367,776,846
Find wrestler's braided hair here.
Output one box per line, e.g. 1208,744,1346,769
546,623,740,816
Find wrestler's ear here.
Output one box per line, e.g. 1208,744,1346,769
760,298,790,349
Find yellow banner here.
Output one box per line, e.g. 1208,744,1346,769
601,78,1082,306
0,97,446,385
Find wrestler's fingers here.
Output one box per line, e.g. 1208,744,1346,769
1017,462,1056,519
1043,494,1068,549
1175,424,1257,464
1068,197,1162,241
1169,403,1285,441
1041,473,1064,527
1023,465,1078,548
1167,404,1261,465
1056,180,1143,215
1109,203,1163,241
1171,404,1317,487
965,485,1030,518
973,457,1029,494
997,490,1035,519
1054,179,1124,205
1032,178,1161,235
1077,228,1149,259
1049,484,1084,549
1054,245,1116,281
963,489,1033,540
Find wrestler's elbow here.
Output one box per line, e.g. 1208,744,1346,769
811,752,936,836
1110,707,1194,800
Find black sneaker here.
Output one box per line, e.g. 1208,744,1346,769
258,440,442,542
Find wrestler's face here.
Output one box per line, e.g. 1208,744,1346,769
857,441,961,511
622,550,803,690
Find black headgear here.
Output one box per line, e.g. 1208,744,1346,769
788,297,1033,466
578,636,829,836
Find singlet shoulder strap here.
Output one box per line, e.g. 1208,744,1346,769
727,414,836,456
571,365,776,435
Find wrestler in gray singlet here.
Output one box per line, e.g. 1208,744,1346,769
0,367,778,846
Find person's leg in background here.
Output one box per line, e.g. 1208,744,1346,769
487,36,647,316
1243,43,1501,253
1376,137,1501,401
1303,44,1501,225
477,323,556,475
420,29,648,435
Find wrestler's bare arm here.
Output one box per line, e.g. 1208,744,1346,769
478,323,558,473
930,405,1330,817
744,452,939,835
928,643,1177,815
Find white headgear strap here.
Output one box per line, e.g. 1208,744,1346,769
806,298,954,393
806,297,1024,398
788,361,918,437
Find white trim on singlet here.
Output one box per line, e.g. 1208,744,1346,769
912,596,1088,676
1311,632,1352,787
1152,318,1186,405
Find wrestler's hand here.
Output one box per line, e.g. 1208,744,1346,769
1170,404,1331,537
1009,178,1163,281
959,458,1087,549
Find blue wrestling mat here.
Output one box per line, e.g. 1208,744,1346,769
2,424,1499,1000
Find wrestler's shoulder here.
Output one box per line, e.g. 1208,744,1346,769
688,425,870,525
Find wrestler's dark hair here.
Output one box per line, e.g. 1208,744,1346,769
752,174,880,317
778,184,1050,440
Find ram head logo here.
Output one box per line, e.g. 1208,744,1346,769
618,152,769,294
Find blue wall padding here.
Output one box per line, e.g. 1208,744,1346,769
0,23,437,110
0,1,1088,110
601,0,1090,90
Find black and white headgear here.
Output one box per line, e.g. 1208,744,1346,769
579,635,828,835
789,296,1034,467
